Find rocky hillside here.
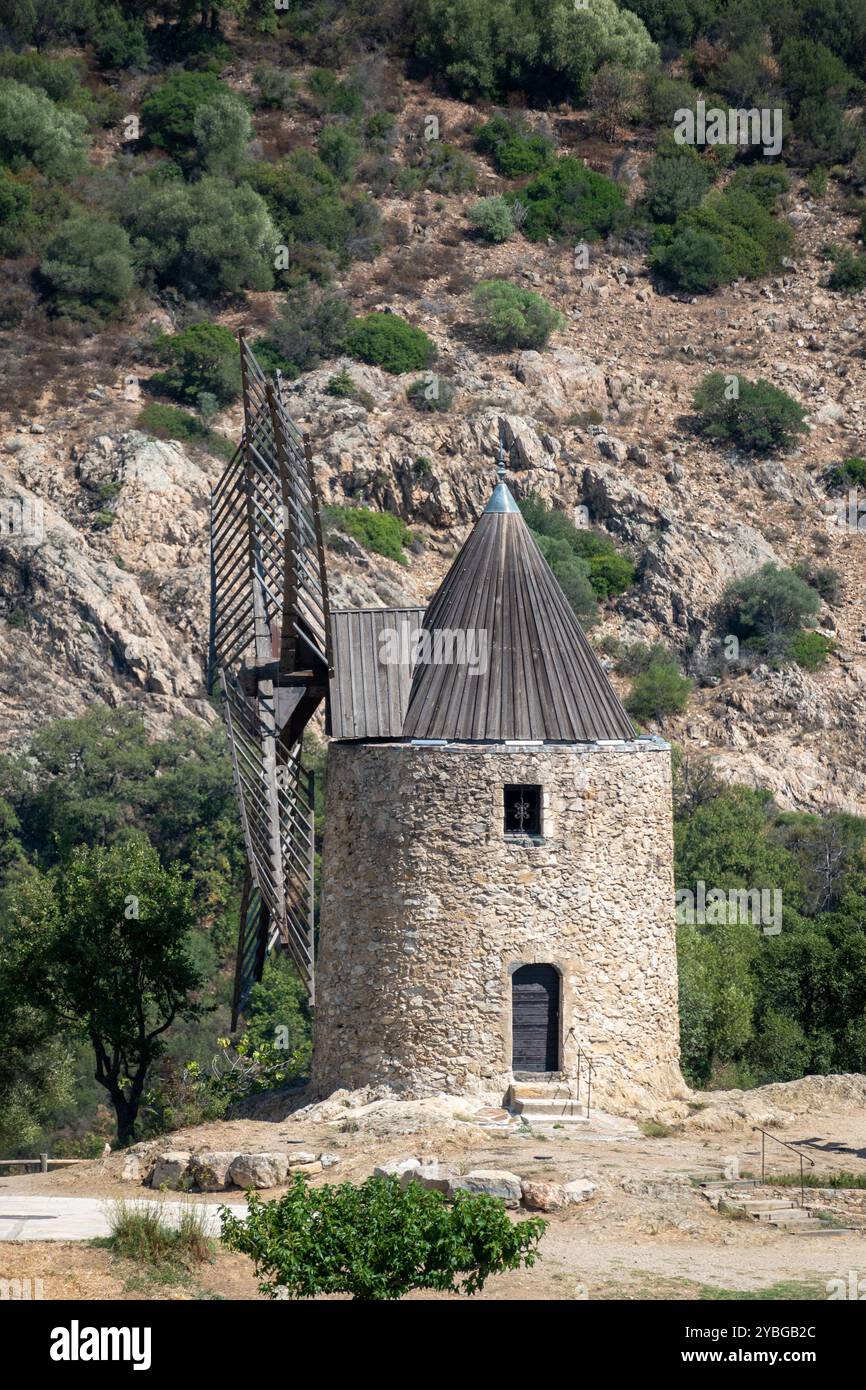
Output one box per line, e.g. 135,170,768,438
1,76,865,816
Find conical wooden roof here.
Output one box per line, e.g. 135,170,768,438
400,483,635,742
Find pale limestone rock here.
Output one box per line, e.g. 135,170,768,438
374,1158,421,1181
189,1151,236,1192
564,1179,597,1205
229,1152,290,1189
451,1170,523,1207
151,1152,191,1190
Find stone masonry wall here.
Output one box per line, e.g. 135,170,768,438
311,741,684,1111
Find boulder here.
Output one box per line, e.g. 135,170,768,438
564,1178,597,1205
319,1152,341,1169
513,348,608,419
189,1151,236,1192
229,1152,290,1190
151,1151,191,1190
374,1158,421,1181
120,1153,145,1183
521,1179,568,1211
451,1169,523,1207
413,1161,455,1194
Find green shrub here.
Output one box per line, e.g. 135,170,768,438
724,563,821,660
805,166,829,199
324,507,411,564
246,151,381,268
828,456,866,489
318,126,360,182
793,562,840,605
728,165,791,209
0,51,84,103
0,169,32,255
473,280,564,349
643,68,701,127
626,656,692,722
136,402,232,459
789,630,833,671
474,115,554,176
140,71,225,155
407,374,455,412
40,215,134,322
220,1173,546,1300
588,62,640,141
520,494,634,606
307,68,364,118
125,175,277,299
91,7,149,70
827,246,866,292
643,152,712,224
325,368,357,398
347,312,435,373
149,323,241,408
517,157,626,242
0,78,88,181
255,285,352,376
651,226,732,293
254,65,297,110
418,141,477,194
468,195,516,242
693,373,808,454
192,92,252,177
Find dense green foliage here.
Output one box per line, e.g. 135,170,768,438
519,493,635,621
468,195,516,243
474,114,554,176
722,563,821,663
347,312,435,373
473,280,564,349
220,1173,547,1299
149,323,242,408
324,506,411,564
255,285,352,377
0,77,88,181
673,770,866,1088
515,157,626,243
693,373,808,454
40,214,135,323
626,653,693,722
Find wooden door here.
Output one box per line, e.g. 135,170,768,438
511,964,559,1072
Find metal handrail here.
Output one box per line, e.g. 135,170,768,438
752,1127,815,1207
575,1047,593,1119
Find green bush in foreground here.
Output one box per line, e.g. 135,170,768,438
347,312,435,374
693,373,808,454
473,280,564,349
220,1173,547,1300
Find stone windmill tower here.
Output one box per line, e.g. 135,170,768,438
211,341,682,1112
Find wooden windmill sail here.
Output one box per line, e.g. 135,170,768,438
209,335,331,1026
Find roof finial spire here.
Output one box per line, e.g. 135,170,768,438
497,425,507,482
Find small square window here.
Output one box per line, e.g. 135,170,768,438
504,784,542,836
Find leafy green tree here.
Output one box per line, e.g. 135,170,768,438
140,71,225,155
347,312,435,373
6,838,204,1145
126,174,277,298
40,214,135,322
91,5,149,69
0,78,88,180
243,953,312,1066
651,226,732,293
724,563,822,662
193,91,253,177
676,785,802,906
473,280,564,349
150,322,242,407
220,1173,547,1299
693,373,808,454
0,168,33,255
246,149,381,268
0,913,73,1151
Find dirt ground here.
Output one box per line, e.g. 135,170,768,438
2,1076,865,1301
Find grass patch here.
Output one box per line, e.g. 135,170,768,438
765,1171,866,1189
323,505,411,565
639,1119,676,1138
99,1198,214,1269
